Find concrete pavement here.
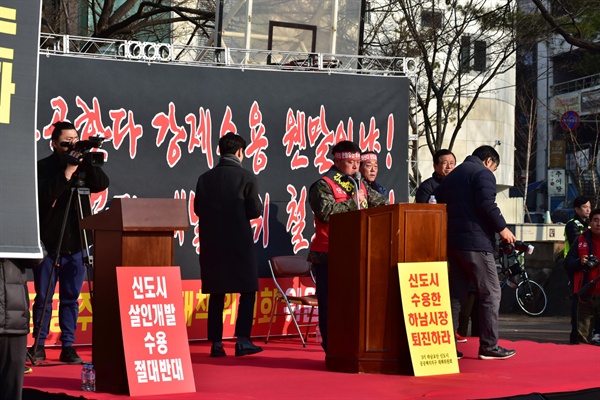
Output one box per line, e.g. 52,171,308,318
498,314,572,344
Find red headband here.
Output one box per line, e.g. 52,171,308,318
360,153,377,162
334,152,360,161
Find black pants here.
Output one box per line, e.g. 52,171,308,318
0,334,27,400
207,292,256,342
570,294,579,344
457,290,480,337
448,248,501,351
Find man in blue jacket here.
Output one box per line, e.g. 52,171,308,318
436,145,517,359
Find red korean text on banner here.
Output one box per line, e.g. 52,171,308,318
116,267,196,396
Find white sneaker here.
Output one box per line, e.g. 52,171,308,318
591,334,600,345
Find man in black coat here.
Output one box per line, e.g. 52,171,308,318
436,145,517,360
1,255,42,400
194,132,263,357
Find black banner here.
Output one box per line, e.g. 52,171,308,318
0,0,42,257
36,54,409,279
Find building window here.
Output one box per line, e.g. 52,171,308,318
473,40,487,71
459,35,487,72
460,36,471,72
421,10,442,29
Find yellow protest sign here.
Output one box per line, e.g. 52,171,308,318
398,261,460,376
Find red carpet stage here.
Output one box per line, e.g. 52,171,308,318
23,337,600,400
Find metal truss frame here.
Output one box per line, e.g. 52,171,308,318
39,33,416,77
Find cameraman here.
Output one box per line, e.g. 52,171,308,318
565,208,600,344
29,121,109,364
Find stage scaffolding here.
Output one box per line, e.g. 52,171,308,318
39,33,416,77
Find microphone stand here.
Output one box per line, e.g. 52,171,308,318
348,172,362,210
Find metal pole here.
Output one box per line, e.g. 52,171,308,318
331,0,339,54
244,0,253,64
216,0,224,48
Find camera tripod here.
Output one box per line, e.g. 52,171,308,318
28,179,96,366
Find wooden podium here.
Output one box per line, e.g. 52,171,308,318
327,203,446,374
80,198,188,394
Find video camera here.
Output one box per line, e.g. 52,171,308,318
61,135,105,166
500,240,535,256
583,255,600,271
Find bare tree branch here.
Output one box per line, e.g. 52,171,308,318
365,0,518,158
530,0,600,51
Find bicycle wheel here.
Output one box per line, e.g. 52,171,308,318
515,279,547,316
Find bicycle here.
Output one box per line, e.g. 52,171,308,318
497,240,548,316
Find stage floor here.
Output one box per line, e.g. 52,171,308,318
23,332,600,400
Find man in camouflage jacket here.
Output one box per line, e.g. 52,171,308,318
307,141,388,352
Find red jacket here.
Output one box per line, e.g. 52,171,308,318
574,231,600,296
310,176,367,253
